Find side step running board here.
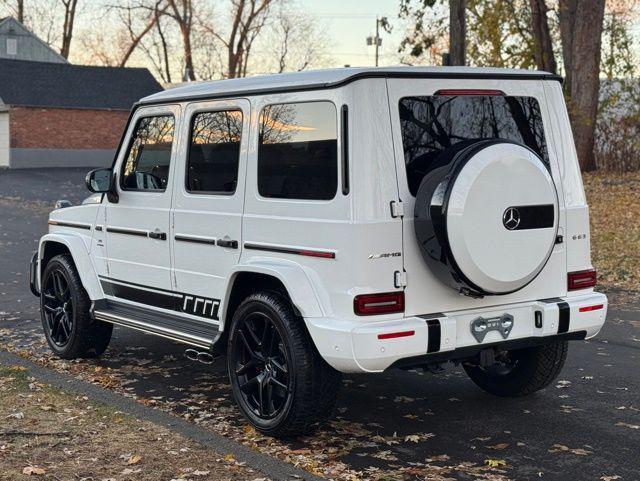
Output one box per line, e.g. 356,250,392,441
92,300,219,351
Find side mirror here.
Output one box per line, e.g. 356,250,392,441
85,168,112,193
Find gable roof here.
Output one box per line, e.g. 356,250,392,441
0,58,163,110
141,66,561,105
0,17,68,64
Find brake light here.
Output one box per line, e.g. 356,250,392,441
568,269,597,291
434,89,505,96
354,291,405,316
579,304,604,313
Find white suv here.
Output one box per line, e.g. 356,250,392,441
30,67,607,437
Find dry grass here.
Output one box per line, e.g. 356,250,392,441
0,365,265,481
583,172,640,291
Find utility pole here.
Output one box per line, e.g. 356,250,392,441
366,16,387,67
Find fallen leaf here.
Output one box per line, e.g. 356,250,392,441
22,466,45,476
126,454,142,465
487,443,509,450
615,422,639,430
485,459,507,468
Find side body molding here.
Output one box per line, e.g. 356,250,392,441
222,259,328,327
38,233,103,300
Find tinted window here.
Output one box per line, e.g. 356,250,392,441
258,101,337,200
187,110,242,194
121,115,175,191
399,95,549,196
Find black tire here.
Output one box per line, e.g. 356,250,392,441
40,254,112,359
227,291,341,437
463,340,568,397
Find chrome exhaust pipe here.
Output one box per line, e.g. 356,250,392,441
184,348,218,365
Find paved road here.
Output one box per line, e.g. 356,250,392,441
1,168,638,481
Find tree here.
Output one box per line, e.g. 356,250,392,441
164,0,195,80
60,0,79,59
203,0,274,79
559,0,606,171
529,0,556,73
0,0,24,22
449,0,465,65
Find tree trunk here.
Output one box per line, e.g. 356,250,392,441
16,0,24,23
449,0,466,65
559,0,605,171
60,0,78,59
529,0,556,73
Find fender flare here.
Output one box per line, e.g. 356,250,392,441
38,233,103,300
222,259,329,323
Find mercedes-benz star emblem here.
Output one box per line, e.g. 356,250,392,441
503,207,521,230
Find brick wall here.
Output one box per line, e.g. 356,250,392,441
9,106,129,149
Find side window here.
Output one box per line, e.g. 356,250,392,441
258,101,337,200
121,115,175,191
187,110,242,194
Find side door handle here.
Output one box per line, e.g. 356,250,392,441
216,239,238,249
149,230,167,240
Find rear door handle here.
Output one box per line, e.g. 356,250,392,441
216,239,238,249
149,230,167,240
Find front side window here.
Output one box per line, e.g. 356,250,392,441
121,115,175,191
258,101,337,200
187,110,242,194
399,95,549,196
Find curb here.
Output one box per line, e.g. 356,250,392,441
0,349,326,481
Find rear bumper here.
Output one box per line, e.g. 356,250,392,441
304,292,607,373
29,250,40,297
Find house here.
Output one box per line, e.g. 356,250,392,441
0,58,163,168
0,16,68,63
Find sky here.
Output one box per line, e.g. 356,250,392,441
297,0,405,68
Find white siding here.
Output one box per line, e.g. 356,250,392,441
0,111,9,167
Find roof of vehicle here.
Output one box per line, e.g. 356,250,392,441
141,66,561,105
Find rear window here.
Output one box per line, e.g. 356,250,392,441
399,95,549,196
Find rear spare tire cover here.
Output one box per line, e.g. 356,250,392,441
414,140,558,296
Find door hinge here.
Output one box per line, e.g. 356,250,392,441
394,270,407,288
390,200,404,218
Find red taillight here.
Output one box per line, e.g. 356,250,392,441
434,89,505,96
568,269,597,291
354,291,405,316
378,330,415,340
579,304,604,313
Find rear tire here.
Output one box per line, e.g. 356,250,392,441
40,254,112,359
227,291,341,437
463,340,568,397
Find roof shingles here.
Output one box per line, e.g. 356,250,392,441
0,58,163,110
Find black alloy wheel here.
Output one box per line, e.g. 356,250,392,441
41,268,74,347
232,311,292,420
228,291,341,437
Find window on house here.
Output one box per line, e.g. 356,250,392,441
121,115,175,191
186,110,242,194
258,101,337,200
6,38,17,55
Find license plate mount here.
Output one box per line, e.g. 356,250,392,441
470,314,514,343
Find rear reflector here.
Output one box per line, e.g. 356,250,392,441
298,250,335,259
378,330,415,340
434,89,505,96
354,291,405,316
579,304,604,313
568,269,597,291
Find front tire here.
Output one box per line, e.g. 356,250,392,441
463,340,568,397
40,254,112,359
227,291,341,437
